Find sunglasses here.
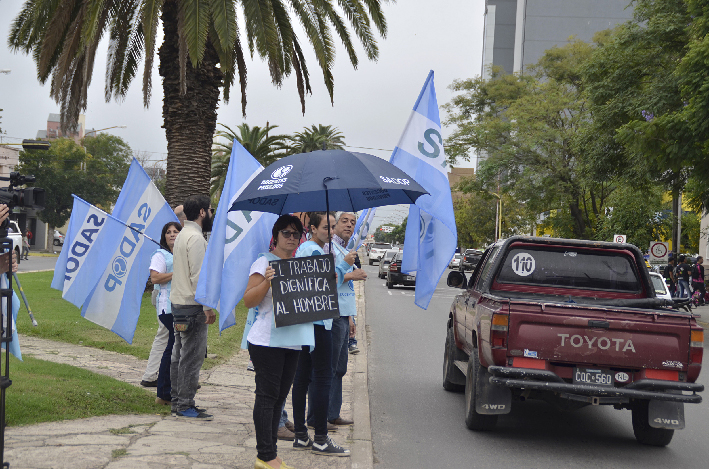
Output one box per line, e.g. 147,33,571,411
280,230,301,239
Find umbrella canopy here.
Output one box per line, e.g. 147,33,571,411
229,150,428,214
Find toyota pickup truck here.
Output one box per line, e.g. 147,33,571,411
443,236,703,446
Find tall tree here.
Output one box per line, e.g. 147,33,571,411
9,0,390,206
289,124,346,153
444,40,609,239
17,137,131,228
210,122,289,201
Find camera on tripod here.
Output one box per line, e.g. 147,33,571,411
0,172,45,212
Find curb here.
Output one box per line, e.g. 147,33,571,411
351,279,373,469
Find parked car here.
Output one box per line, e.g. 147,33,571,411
54,230,65,246
378,249,399,278
649,272,672,301
7,220,23,265
459,248,483,271
386,252,416,289
368,242,393,265
449,253,462,269
443,236,703,446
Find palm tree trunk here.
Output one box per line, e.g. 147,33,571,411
159,0,223,207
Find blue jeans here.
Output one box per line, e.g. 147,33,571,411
349,317,358,347
156,313,174,401
278,406,288,428
678,279,690,298
307,316,350,423
170,305,209,412
292,325,333,436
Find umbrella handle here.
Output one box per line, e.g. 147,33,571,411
324,178,334,255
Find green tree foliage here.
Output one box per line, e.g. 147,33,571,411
289,124,346,153
594,185,670,249
444,40,611,239
17,137,131,227
681,211,700,254
210,123,290,201
8,0,390,206
453,195,497,249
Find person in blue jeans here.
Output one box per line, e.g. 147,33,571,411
291,212,354,457
677,255,691,298
150,222,182,405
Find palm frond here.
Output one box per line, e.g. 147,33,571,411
141,0,164,107
179,0,211,67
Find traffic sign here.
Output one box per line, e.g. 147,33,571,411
614,234,626,244
649,241,669,264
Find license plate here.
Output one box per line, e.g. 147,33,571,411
573,368,614,386
406,275,415,281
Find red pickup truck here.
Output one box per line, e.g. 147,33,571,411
443,236,703,446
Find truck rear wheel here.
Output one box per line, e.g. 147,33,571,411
443,326,465,392
631,400,674,446
464,348,498,431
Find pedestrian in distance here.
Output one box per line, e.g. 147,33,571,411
676,255,691,299
692,256,706,306
244,214,311,469
664,258,676,297
21,233,30,260
170,195,216,420
291,211,354,457
150,221,182,405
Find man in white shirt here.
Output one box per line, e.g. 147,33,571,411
170,195,215,420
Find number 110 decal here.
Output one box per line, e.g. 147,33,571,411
512,253,536,277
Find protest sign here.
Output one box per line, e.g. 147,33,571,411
269,254,340,327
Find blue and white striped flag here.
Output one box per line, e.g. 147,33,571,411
196,140,278,332
347,208,376,251
2,274,22,360
51,196,125,307
390,71,457,309
80,160,178,343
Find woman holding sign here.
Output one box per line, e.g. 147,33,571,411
291,212,355,457
244,214,311,469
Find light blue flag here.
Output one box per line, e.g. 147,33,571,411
51,196,126,307
195,140,279,332
2,274,22,360
347,208,377,251
389,71,457,309
80,160,178,343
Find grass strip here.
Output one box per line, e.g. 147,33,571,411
14,271,247,369
4,354,169,427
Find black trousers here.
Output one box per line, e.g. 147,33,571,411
248,343,300,461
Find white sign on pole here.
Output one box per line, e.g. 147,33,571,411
649,241,669,265
614,234,627,244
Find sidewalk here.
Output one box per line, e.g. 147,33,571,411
4,282,372,469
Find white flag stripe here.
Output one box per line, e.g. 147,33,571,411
82,182,161,328
395,110,448,176
61,204,110,296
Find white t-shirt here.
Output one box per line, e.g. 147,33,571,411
149,251,169,315
246,256,299,350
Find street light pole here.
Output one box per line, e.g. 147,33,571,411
84,125,127,137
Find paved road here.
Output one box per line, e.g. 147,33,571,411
17,252,59,273
362,262,709,469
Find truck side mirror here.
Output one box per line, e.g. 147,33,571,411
447,271,467,289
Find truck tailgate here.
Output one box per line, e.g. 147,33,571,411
507,301,691,370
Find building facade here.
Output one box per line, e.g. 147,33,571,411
482,0,634,78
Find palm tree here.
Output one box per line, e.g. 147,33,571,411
289,124,346,153
211,122,289,201
9,0,390,206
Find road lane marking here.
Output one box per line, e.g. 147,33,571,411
388,291,392,295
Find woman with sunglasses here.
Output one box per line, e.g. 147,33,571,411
243,214,313,469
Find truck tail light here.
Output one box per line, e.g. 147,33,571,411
491,312,508,348
690,328,703,365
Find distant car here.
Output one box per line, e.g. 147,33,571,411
378,249,399,278
449,253,462,269
459,249,483,271
386,252,416,289
54,230,64,246
649,272,672,300
368,243,393,265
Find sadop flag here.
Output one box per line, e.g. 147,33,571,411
347,208,377,251
81,160,178,343
390,71,457,309
195,140,278,332
51,196,126,307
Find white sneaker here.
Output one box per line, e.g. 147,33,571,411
311,436,350,457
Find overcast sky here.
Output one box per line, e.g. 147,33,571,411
0,0,485,229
